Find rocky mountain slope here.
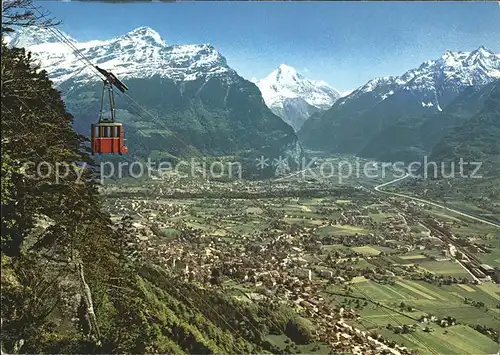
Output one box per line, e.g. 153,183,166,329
7,26,302,172
359,80,500,162
430,80,500,170
299,46,500,160
255,64,340,131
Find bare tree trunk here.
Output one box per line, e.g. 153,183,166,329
78,263,101,346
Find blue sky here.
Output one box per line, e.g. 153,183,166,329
36,1,500,92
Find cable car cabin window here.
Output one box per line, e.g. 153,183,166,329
94,126,121,138
100,126,111,138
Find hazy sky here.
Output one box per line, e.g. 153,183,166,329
36,1,500,92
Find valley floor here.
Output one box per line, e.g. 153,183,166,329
101,161,500,355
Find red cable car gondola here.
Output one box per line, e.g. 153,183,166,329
91,66,129,155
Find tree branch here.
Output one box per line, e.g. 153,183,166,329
2,0,61,33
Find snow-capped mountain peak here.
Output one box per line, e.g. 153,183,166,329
258,64,340,109
338,46,500,110
118,26,165,46
6,26,75,48
465,46,497,66
256,64,341,131
472,45,493,56
274,64,302,81
6,26,232,85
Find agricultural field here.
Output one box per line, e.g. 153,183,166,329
416,260,474,279
326,277,500,328
324,277,499,354
351,245,382,255
377,325,499,355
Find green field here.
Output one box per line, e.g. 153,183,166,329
351,245,381,255
317,225,367,236
400,254,428,260
327,278,500,329
346,279,500,354
377,325,499,355
368,212,393,222
417,260,473,279
474,247,500,268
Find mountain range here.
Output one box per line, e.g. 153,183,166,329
254,65,341,131
6,26,500,173
6,26,303,174
299,46,500,163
